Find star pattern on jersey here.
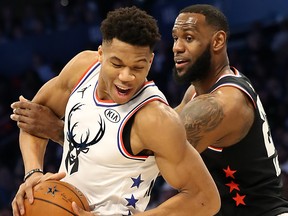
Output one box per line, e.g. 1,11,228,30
131,174,144,188
125,194,139,208
223,165,236,179
225,181,240,193
233,193,246,206
223,165,247,206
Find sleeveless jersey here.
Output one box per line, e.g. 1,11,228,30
200,68,288,216
58,61,168,216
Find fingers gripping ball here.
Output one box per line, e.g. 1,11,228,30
24,180,90,216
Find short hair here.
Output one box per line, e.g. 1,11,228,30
100,6,161,51
180,4,230,39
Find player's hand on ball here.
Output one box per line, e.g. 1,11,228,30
12,171,43,216
11,172,66,216
72,202,97,216
38,171,66,183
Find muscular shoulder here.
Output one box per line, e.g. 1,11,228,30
139,101,184,130
58,50,99,90
70,50,99,68
180,86,254,151
133,101,186,153
175,84,195,113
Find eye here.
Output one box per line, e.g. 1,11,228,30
186,35,193,42
112,62,122,68
172,35,178,42
132,66,145,71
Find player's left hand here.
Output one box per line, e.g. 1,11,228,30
72,202,98,216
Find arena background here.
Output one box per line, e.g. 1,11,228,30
0,0,288,215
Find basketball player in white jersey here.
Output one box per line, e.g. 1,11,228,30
12,3,288,216
11,6,220,216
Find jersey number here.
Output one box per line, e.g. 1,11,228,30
256,96,281,176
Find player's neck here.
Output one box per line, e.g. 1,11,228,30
193,64,231,96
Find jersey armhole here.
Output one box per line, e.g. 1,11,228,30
122,114,151,157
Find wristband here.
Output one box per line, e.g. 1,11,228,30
23,168,44,182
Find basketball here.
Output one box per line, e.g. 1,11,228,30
23,180,90,216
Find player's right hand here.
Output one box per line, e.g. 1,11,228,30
12,172,66,216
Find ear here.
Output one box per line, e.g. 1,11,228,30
98,45,103,62
147,53,154,71
212,30,226,52
150,53,155,64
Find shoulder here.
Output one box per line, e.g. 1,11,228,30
175,84,195,113
186,86,253,118
134,101,186,151
138,101,184,129
57,50,99,90
180,86,255,150
65,50,99,71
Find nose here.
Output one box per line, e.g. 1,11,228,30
119,68,135,82
173,39,185,54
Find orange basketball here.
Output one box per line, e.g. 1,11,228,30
24,180,90,216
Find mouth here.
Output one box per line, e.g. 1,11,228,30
115,85,132,96
174,58,189,69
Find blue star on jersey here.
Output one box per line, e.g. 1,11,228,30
126,194,139,208
131,174,144,188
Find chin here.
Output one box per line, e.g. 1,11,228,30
173,68,188,84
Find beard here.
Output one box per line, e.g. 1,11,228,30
173,43,211,85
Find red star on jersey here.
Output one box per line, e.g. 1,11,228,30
226,181,240,193
223,166,236,179
233,193,246,206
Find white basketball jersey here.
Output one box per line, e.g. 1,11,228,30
59,61,168,215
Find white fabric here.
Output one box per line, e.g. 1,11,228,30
59,61,168,215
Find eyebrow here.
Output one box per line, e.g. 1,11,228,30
110,56,148,63
172,24,197,34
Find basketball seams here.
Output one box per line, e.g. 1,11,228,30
24,180,90,215
54,181,89,210
33,197,76,216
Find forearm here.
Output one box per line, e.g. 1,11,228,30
50,119,65,146
136,190,218,216
20,130,48,173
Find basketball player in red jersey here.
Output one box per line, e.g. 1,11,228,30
12,3,288,216
10,6,220,216
171,4,288,216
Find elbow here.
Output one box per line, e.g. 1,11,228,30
192,187,221,215
210,190,221,215
203,188,221,215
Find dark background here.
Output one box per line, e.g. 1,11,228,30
0,0,288,215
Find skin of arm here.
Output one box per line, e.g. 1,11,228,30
19,50,97,174
177,86,255,153
11,51,100,146
11,86,222,216
12,51,99,216
12,95,65,145
131,101,221,216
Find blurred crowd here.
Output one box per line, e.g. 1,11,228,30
0,0,288,215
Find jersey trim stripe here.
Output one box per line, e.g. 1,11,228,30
208,146,223,152
211,83,256,108
71,61,100,95
117,97,168,161
94,81,167,107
